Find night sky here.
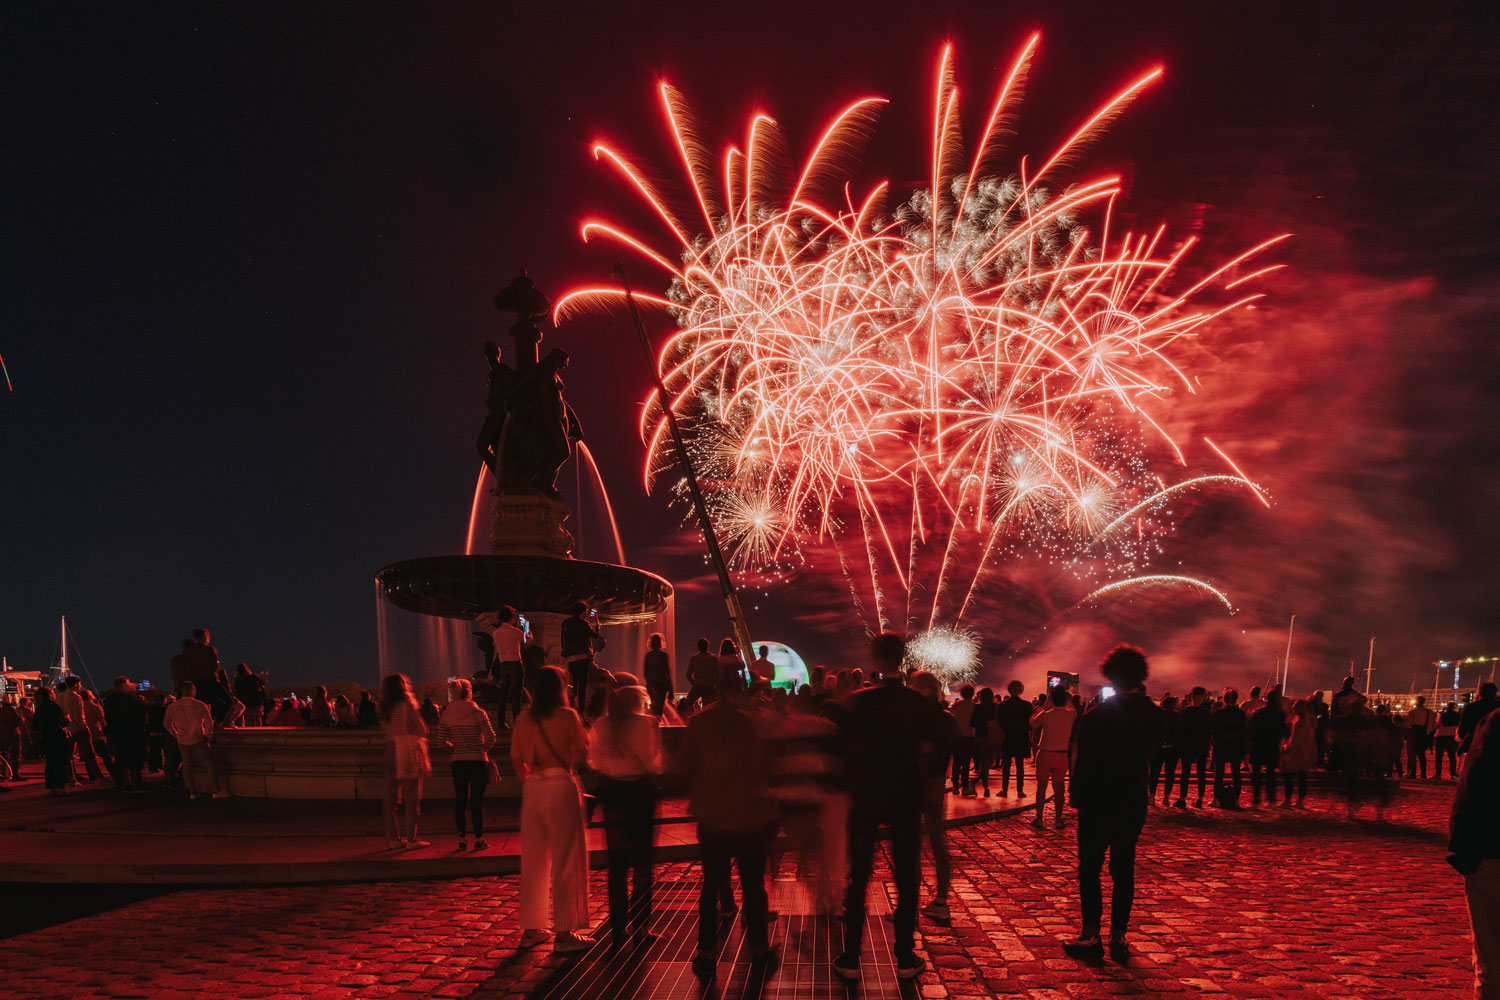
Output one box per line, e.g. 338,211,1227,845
3,2,1496,694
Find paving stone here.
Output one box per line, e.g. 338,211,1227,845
1,784,1474,999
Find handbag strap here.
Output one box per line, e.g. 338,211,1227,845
532,716,573,771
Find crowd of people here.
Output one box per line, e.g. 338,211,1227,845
1,666,238,799
7,613,1500,996
0,627,395,798
424,607,1500,989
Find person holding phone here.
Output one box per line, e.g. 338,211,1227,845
560,602,606,713
1065,645,1165,962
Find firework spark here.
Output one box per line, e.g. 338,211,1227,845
559,38,1280,634
906,626,980,686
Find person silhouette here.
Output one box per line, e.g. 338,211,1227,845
1065,645,1166,962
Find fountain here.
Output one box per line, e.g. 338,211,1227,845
374,272,673,660
214,274,673,798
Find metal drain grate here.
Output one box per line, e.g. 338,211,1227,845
529,879,912,1000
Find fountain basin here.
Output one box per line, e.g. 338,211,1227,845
211,726,686,799
375,554,672,624
210,727,516,799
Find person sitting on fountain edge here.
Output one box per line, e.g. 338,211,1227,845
1065,644,1165,962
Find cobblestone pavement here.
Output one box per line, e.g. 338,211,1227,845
7,783,1469,999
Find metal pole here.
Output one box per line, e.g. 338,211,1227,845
1282,614,1295,693
615,264,756,674
1365,636,1375,693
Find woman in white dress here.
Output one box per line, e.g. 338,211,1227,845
380,673,430,849
511,665,593,953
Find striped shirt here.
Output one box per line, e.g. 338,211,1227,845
436,701,497,762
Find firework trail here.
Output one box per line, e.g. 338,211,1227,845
1078,575,1235,613
558,38,1280,634
0,351,11,392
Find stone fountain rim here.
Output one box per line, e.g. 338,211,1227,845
375,552,673,625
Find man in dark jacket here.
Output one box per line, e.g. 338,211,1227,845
1211,689,1248,809
1066,645,1166,961
101,676,149,790
1247,685,1286,808
833,633,948,982
559,602,605,711
1460,683,1500,755
642,632,673,716
181,628,231,717
1175,686,1212,809
679,677,778,981
997,680,1034,797
1451,709,1500,998
685,638,721,708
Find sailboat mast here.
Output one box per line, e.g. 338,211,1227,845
60,615,69,675
1282,615,1296,693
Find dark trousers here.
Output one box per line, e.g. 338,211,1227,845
951,737,973,791
72,731,102,782
1282,770,1308,800
494,661,524,725
922,779,951,901
843,797,921,962
450,760,488,838
567,659,591,709
43,736,74,790
114,738,146,787
164,736,182,785
646,683,670,716
1249,759,1277,805
1407,735,1429,778
698,825,772,957
599,778,658,937
1000,750,1027,795
1077,808,1145,936
1177,748,1209,803
198,680,233,721
1150,748,1180,800
147,733,165,772
1214,752,1243,806
972,738,995,791
93,737,124,787
1437,736,1459,779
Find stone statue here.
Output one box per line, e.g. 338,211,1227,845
477,274,585,495
475,339,514,481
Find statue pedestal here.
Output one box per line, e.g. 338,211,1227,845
489,494,574,558
523,610,569,668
